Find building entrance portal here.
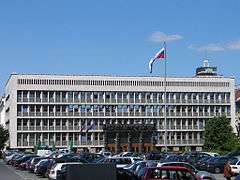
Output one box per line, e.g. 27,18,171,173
103,124,156,153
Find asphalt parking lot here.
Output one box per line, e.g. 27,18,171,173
0,159,228,180
0,160,47,180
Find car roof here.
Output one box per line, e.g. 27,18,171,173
158,161,191,165
157,161,195,167
57,162,83,166
108,157,137,159
148,166,192,171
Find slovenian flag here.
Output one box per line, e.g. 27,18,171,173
149,47,166,73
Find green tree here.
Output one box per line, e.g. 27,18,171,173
0,125,9,150
204,116,239,153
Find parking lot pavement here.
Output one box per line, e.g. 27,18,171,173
0,159,230,180
214,173,226,180
0,160,24,180
0,160,48,180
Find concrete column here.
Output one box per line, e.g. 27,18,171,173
127,132,132,152
115,133,120,154
79,133,82,145
104,132,108,151
139,132,143,153
47,133,50,146
98,133,100,145
150,134,154,151
60,133,62,146
72,133,75,146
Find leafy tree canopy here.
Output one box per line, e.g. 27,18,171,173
0,125,8,150
204,116,239,153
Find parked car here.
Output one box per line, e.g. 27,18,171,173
2,150,20,160
235,174,240,180
143,166,198,180
48,162,83,180
181,151,213,165
124,160,157,173
9,153,24,166
28,157,46,172
121,160,158,180
157,161,216,180
201,152,220,157
104,157,143,168
45,159,56,178
34,159,50,176
113,152,135,157
13,154,39,168
145,152,164,160
162,154,182,162
206,156,229,173
117,167,133,180
4,153,22,164
194,156,212,171
229,156,240,176
19,158,34,170
225,151,240,158
79,153,104,163
99,151,112,157
54,153,77,163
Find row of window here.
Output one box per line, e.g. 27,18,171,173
17,118,206,130
17,91,231,103
17,78,230,87
17,104,231,113
17,132,104,147
16,132,203,147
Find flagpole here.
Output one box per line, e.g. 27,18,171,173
163,42,167,152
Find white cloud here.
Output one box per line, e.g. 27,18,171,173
148,31,183,43
189,39,240,52
188,43,225,52
227,40,240,50
198,43,225,52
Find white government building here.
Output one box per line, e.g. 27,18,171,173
1,61,236,152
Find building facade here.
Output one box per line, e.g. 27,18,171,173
0,97,5,126
2,72,235,152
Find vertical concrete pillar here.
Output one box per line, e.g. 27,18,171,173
139,132,143,153
127,132,132,152
115,132,120,154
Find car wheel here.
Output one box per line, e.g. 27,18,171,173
214,167,220,173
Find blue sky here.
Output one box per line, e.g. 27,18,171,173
0,0,240,93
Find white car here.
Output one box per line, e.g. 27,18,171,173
104,157,143,168
230,157,240,176
48,162,83,180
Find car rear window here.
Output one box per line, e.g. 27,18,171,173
149,169,195,180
